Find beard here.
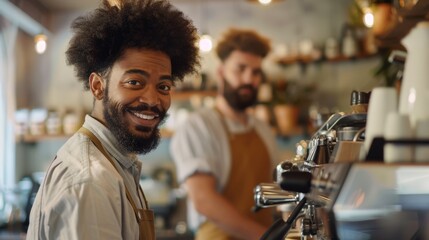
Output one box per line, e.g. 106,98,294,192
222,78,258,112
102,87,167,154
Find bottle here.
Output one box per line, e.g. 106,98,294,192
350,90,370,113
324,38,339,60
342,29,357,58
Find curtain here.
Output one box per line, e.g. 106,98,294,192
0,21,17,188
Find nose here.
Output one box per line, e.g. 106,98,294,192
138,85,161,107
242,68,256,84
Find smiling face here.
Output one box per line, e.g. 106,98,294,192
90,48,173,154
219,50,263,111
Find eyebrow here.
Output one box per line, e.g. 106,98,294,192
238,64,262,72
125,69,173,81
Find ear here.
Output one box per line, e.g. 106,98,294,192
89,73,105,100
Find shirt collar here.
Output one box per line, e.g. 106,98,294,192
82,115,142,172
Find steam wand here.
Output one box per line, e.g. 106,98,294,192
259,197,307,240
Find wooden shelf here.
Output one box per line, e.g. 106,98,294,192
275,53,379,67
275,55,321,65
396,0,429,19
17,125,306,143
17,129,177,143
16,134,73,143
276,125,306,138
375,0,429,50
375,18,422,50
171,90,217,101
16,91,216,143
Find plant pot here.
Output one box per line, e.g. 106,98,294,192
273,104,300,135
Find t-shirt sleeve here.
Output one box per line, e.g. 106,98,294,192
170,113,220,184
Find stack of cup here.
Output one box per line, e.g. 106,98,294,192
415,119,429,162
410,90,429,162
364,87,398,158
384,113,413,163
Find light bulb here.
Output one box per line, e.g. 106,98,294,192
34,34,47,54
363,9,374,28
259,0,272,4
198,34,213,53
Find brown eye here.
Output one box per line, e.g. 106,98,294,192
158,81,173,94
127,80,141,86
160,85,171,91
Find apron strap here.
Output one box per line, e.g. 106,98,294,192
78,127,145,223
214,107,232,139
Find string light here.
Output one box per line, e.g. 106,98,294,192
259,0,272,4
363,8,374,28
246,0,284,5
34,34,47,54
198,34,213,53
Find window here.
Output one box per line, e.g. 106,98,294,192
0,24,17,188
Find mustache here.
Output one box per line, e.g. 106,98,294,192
126,104,165,116
237,84,256,91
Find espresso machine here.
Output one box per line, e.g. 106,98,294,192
254,110,429,240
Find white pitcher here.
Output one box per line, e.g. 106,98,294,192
399,21,429,127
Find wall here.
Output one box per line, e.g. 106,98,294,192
13,0,384,179
19,0,385,111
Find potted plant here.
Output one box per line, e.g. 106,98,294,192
272,79,311,136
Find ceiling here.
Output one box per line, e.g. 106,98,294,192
34,0,232,11
35,0,108,11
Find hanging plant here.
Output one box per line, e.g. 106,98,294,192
372,48,403,87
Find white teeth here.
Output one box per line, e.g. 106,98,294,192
132,112,158,120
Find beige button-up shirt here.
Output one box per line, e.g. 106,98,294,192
26,115,145,240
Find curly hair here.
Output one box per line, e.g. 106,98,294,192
215,28,271,62
66,0,200,90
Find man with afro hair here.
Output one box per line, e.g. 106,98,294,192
27,0,199,239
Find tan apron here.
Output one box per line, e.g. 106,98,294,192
196,113,273,240
78,127,155,240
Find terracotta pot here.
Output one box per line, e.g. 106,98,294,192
373,3,398,36
273,104,300,135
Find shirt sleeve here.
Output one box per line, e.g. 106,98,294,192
170,111,225,185
40,181,124,240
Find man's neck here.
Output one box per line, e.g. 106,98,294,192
215,97,249,126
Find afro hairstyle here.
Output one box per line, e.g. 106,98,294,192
66,0,200,90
